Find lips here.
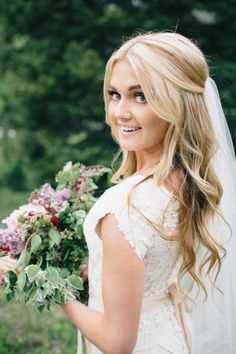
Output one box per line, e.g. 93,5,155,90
120,125,142,133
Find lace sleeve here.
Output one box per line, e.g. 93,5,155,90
113,200,157,260
112,180,178,261
84,177,179,262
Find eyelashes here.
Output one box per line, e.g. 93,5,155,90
107,90,146,103
134,92,146,102
108,90,120,100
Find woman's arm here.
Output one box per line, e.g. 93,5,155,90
62,213,145,354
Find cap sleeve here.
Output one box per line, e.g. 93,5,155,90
113,202,155,260
84,176,179,262
113,179,179,261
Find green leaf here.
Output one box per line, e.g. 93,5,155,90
8,271,17,286
35,277,44,287
27,286,38,302
45,267,59,285
67,275,83,290
36,256,43,267
17,271,26,291
16,249,31,270
49,228,61,247
37,304,45,313
6,292,14,302
30,234,42,253
48,238,54,249
54,289,62,304
60,268,70,278
42,287,49,299
26,265,40,281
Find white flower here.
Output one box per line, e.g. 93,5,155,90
0,256,17,281
63,161,73,172
73,210,86,225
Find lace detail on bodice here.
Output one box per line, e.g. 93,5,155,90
83,175,189,354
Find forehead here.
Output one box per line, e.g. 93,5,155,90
110,59,140,88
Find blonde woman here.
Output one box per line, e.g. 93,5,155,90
62,32,236,354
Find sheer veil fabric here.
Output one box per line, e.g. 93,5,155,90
76,78,236,354
190,78,236,353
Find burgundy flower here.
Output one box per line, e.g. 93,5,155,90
45,206,56,214
50,215,62,231
75,177,85,191
0,246,10,252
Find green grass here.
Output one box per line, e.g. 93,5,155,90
0,288,78,354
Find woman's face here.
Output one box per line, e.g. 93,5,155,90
107,59,169,152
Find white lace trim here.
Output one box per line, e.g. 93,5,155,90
83,175,188,354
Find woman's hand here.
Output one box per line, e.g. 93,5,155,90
79,262,88,283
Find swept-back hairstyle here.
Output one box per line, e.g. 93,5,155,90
103,32,225,296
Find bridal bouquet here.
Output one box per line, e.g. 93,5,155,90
0,161,110,312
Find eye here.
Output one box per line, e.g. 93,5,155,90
135,92,146,103
108,90,120,101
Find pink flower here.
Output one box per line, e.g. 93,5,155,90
0,228,26,256
0,276,6,285
2,204,46,231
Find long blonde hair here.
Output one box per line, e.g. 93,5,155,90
103,32,225,296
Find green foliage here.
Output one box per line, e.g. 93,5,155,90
48,228,61,248
16,249,31,270
31,234,42,254
0,0,235,191
1,163,110,312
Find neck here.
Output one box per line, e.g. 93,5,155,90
135,144,162,173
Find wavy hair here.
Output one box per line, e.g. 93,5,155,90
103,32,226,297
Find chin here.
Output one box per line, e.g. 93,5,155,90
120,144,142,152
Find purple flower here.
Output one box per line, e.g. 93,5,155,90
55,188,70,204
0,228,25,256
29,183,55,209
28,184,70,213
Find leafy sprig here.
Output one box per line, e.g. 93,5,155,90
0,161,111,311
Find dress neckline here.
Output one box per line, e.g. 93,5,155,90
123,174,174,198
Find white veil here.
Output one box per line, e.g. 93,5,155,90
190,78,236,353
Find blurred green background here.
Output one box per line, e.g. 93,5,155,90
0,0,235,353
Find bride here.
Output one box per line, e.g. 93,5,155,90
62,32,236,354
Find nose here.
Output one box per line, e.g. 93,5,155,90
113,100,132,120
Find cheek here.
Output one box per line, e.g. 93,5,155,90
107,103,117,124
106,107,114,130
144,114,169,139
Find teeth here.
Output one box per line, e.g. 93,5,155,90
120,126,141,132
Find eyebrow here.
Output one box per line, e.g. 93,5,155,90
109,84,142,91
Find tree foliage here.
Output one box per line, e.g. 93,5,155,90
0,0,235,190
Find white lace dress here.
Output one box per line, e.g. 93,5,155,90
79,174,190,354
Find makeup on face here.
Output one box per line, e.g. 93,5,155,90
107,59,169,152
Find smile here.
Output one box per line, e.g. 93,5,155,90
119,125,142,134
